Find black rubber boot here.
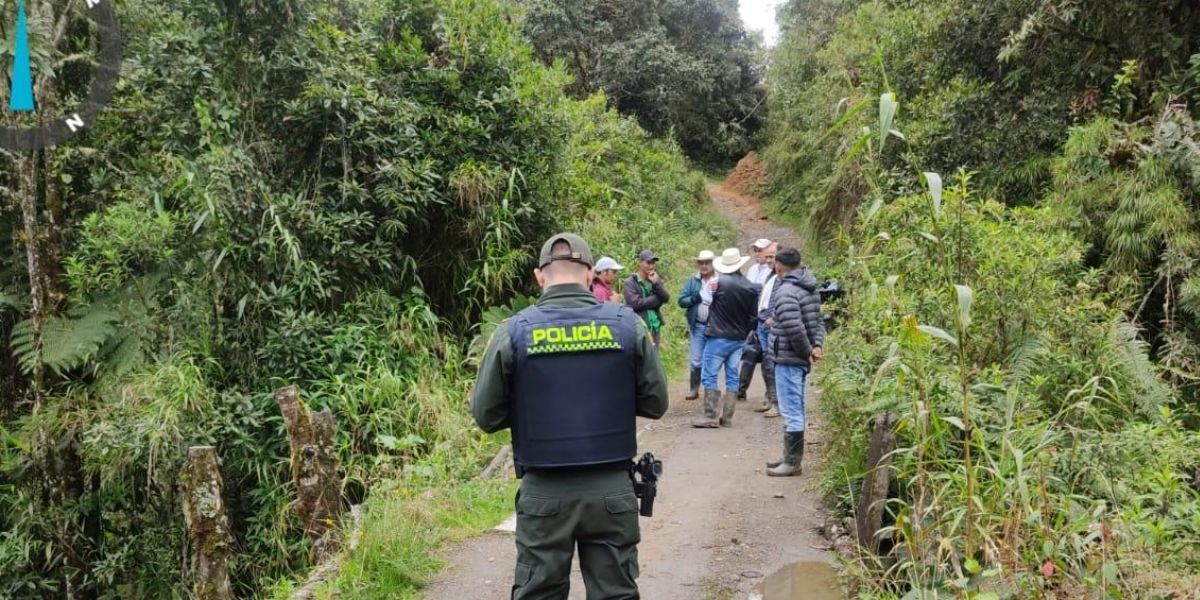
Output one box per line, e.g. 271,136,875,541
685,367,701,400
768,429,787,470
767,431,805,476
736,361,756,400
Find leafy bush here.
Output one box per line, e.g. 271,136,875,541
0,0,723,596
816,177,1200,597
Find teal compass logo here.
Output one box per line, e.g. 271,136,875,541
2,0,121,151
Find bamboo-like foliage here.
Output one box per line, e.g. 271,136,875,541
0,0,715,596
817,176,1200,597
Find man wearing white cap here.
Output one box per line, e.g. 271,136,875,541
746,239,776,285
677,250,719,400
693,248,762,428
591,256,624,303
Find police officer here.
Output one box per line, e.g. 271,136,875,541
472,232,670,599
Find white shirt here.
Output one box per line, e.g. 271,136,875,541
758,274,777,314
746,262,773,285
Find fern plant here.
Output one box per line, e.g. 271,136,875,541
9,304,120,376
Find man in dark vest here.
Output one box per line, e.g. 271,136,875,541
472,232,670,599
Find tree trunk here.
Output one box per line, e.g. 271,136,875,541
856,412,898,553
180,446,234,600
276,385,345,560
17,151,46,411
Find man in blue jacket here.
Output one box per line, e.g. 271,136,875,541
677,250,718,400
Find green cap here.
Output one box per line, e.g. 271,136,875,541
539,232,594,268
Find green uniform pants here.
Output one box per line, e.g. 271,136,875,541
512,469,641,600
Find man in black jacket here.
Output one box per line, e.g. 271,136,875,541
693,248,762,428
766,247,825,476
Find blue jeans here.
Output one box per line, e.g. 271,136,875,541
775,364,809,433
689,323,708,369
702,337,744,392
756,321,770,358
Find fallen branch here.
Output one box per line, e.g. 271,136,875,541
479,445,511,480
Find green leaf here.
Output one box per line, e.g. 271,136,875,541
924,172,943,216
1101,562,1118,582
943,416,966,431
917,325,958,346
878,92,898,150
965,557,981,575
955,284,974,332
10,305,120,375
0,289,25,310
816,95,872,146
864,196,885,221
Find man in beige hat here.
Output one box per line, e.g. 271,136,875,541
677,250,718,399
693,248,762,428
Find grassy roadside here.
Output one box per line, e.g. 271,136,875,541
268,475,517,600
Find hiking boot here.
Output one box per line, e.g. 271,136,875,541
767,431,804,476
684,367,701,400
719,391,737,427
691,390,720,428
763,403,780,418
736,361,755,401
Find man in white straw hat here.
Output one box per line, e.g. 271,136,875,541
693,248,762,428
677,250,719,400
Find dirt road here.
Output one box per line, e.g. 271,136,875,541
424,184,834,599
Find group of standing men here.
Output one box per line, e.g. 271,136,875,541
675,238,826,476
587,238,827,476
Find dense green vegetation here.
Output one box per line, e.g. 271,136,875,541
0,0,727,597
17,0,1200,596
522,0,766,165
765,0,1200,596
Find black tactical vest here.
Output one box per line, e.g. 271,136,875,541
509,302,639,469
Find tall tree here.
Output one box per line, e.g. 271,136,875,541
522,0,765,164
